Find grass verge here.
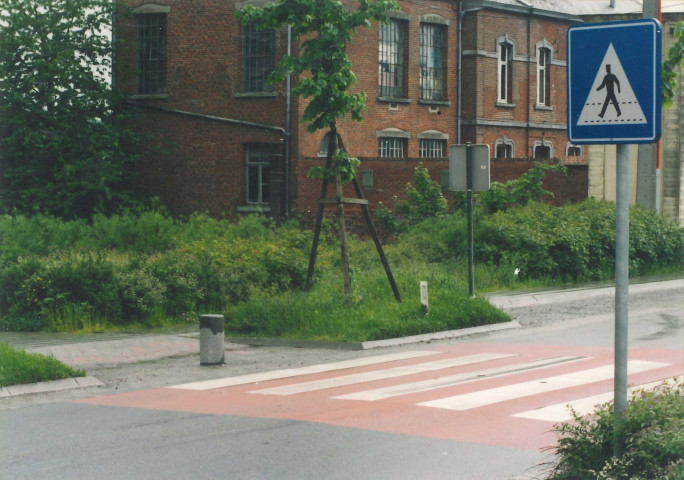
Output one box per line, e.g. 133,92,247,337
0,342,85,388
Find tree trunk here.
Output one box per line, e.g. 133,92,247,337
330,131,352,301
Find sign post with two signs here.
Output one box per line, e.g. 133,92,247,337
567,18,662,457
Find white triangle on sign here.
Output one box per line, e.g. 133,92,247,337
577,43,646,126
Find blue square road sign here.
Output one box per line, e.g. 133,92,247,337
567,19,662,144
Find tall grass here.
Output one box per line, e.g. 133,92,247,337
1,200,682,337
0,342,86,387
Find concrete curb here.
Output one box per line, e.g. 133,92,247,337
227,320,522,351
0,376,103,398
488,278,684,310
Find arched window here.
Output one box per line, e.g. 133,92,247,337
497,37,514,104
494,138,515,158
536,42,553,107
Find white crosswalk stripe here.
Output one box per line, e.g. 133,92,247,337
250,353,516,396
170,350,439,390
418,360,667,411
333,356,586,401
514,375,684,422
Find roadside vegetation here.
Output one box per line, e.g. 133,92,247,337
545,379,684,479
0,342,85,388
1,164,682,341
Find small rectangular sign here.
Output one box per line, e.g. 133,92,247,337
449,144,490,192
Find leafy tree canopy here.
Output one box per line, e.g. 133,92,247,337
237,0,398,134
663,21,684,108
0,0,140,219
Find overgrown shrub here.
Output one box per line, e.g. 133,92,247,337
476,162,567,214
546,380,684,480
377,163,447,234
478,200,684,281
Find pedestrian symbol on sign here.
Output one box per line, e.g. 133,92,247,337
577,43,646,126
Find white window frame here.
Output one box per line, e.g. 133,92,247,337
497,38,514,104
418,130,448,158
533,140,554,159
246,144,274,205
377,128,410,158
566,142,582,157
494,138,515,158
536,42,552,107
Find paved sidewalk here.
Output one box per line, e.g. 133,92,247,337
1,278,681,400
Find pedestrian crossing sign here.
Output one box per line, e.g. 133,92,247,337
567,19,662,144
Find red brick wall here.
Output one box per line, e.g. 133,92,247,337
117,0,586,222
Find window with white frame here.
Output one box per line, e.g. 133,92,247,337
537,45,551,106
418,130,448,158
379,18,408,98
494,138,515,158
246,144,277,204
533,140,553,159
420,23,446,101
566,143,582,157
419,139,446,158
378,137,406,158
497,39,513,103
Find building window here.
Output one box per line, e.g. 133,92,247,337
537,46,551,106
566,143,582,156
246,144,277,204
378,137,406,158
497,40,513,103
419,139,446,158
136,13,166,95
533,141,553,159
242,23,274,93
420,23,446,101
494,138,515,158
379,19,407,98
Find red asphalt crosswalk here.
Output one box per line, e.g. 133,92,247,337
78,342,684,450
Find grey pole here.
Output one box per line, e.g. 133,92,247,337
614,143,630,456
466,143,475,298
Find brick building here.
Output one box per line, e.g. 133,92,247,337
115,0,587,221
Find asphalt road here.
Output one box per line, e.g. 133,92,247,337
1,279,682,480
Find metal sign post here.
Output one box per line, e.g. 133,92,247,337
567,18,661,457
449,144,490,297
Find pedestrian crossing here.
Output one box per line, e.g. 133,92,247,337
85,343,683,450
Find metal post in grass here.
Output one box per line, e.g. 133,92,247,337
466,144,475,298
613,143,630,457
448,143,490,299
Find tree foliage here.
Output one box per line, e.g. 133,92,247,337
236,0,398,182
662,21,684,108
0,0,140,219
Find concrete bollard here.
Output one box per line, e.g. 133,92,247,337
199,314,225,365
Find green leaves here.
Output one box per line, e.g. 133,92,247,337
236,0,398,132
0,0,141,218
662,21,684,108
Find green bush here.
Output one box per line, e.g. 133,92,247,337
546,380,684,480
377,163,447,234
476,162,568,214
478,200,684,281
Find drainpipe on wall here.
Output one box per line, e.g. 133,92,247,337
457,1,482,145
527,7,532,158
284,25,292,217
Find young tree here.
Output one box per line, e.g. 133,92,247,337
662,21,684,108
0,0,140,219
237,0,398,300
